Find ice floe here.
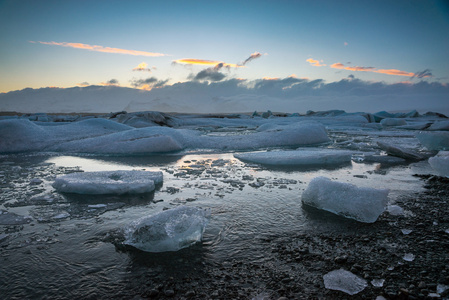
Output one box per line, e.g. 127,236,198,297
302,177,389,223
380,118,407,127
234,149,352,166
377,141,424,161
123,206,210,252
0,210,32,225
323,269,367,295
52,170,163,194
428,151,449,177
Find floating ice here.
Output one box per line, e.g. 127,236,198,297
428,151,449,177
362,154,406,164
302,177,389,223
377,141,424,160
416,132,449,151
123,206,210,252
0,210,32,225
234,149,352,166
380,118,407,127
323,269,367,295
53,170,162,194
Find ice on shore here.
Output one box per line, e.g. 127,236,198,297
428,151,449,177
417,132,449,151
302,177,389,223
123,206,210,252
234,149,352,166
52,170,163,194
323,269,367,295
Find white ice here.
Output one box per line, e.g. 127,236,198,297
234,149,352,166
377,141,423,160
302,177,389,223
52,170,163,194
323,269,367,295
428,151,449,177
416,132,449,151
123,206,210,252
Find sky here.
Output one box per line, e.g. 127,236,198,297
0,0,448,113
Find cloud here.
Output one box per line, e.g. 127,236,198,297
173,58,240,68
191,63,226,82
241,52,262,65
411,69,433,79
77,82,90,87
31,41,167,57
130,77,168,90
133,62,152,72
101,79,119,86
306,58,326,67
331,63,375,72
374,69,415,76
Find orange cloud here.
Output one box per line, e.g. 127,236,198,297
306,58,326,67
330,63,375,72
374,69,415,77
173,58,242,68
32,41,167,57
262,77,280,80
133,62,151,71
331,62,415,77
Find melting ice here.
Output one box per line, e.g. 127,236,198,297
123,206,210,252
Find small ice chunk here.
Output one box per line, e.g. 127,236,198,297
30,178,43,185
323,269,367,295
403,253,415,261
234,149,352,166
53,170,162,194
302,177,389,223
87,204,107,208
387,205,404,216
371,279,385,287
428,151,449,177
401,229,413,235
124,206,210,252
416,132,449,151
437,284,449,294
380,118,407,127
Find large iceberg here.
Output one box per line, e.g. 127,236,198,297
428,151,449,177
52,170,163,194
234,149,352,166
416,132,449,151
302,177,389,223
323,269,367,295
123,206,210,252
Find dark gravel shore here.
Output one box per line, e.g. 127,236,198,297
120,175,449,300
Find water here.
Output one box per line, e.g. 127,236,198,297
0,152,429,298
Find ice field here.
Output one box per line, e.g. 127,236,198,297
0,109,448,298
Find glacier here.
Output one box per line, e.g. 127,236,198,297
302,177,389,223
123,206,210,252
52,170,163,194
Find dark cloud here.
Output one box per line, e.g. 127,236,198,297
130,77,168,88
191,63,226,82
241,52,262,65
412,69,433,79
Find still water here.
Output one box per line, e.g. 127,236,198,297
0,153,428,299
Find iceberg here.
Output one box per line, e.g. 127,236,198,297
323,269,367,295
428,151,449,177
123,206,210,252
302,177,389,223
416,132,449,151
380,118,407,127
377,141,424,160
52,170,163,194
234,149,352,166
428,121,449,131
